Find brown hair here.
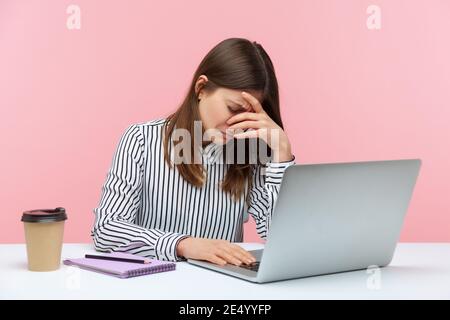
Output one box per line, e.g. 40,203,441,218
163,38,284,203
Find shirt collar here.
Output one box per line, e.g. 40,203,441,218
198,141,224,164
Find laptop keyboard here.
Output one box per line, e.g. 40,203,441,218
239,261,260,272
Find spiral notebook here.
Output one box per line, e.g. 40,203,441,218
63,252,176,279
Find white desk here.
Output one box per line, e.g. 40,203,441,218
1,243,449,299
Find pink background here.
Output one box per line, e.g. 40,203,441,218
1,1,449,244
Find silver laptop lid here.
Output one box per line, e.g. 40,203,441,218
257,159,421,283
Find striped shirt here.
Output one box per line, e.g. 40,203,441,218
91,118,296,261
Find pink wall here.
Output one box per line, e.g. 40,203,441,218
1,0,449,243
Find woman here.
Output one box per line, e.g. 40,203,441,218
91,38,296,267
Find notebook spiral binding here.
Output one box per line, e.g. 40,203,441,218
127,263,176,277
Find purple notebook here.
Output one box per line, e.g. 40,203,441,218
63,252,176,279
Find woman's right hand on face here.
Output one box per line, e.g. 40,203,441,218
176,237,257,266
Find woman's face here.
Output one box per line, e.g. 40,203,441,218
196,75,263,144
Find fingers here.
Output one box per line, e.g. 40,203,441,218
226,112,261,126
208,254,227,266
219,244,257,266
221,247,248,265
233,129,260,140
228,120,264,131
241,92,264,113
216,250,243,266
204,240,257,267
233,245,257,263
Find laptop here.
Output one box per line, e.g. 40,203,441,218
187,159,422,283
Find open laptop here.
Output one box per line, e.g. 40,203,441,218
187,159,422,283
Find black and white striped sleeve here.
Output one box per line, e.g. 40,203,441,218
91,124,190,262
247,155,296,239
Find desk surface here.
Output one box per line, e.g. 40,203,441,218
1,243,449,299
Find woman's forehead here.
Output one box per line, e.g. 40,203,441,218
221,88,263,104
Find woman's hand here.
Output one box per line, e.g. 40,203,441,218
176,237,257,266
226,91,293,162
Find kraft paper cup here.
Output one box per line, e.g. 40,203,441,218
21,207,68,271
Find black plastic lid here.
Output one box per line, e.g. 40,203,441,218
21,207,68,223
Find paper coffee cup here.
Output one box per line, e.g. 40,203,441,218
21,207,68,271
